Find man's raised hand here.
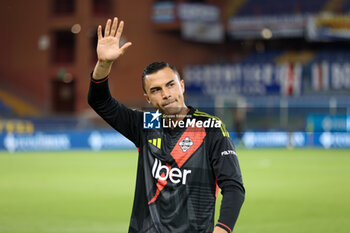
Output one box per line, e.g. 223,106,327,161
92,17,132,79
96,17,132,63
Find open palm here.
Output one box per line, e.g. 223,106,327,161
96,18,132,62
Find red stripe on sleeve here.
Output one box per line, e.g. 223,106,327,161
91,77,109,83
216,222,232,233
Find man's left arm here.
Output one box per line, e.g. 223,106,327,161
210,129,245,233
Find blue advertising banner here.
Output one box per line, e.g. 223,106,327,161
314,132,350,149
0,130,135,153
1,130,349,152
242,132,306,148
306,114,347,132
241,131,350,149
184,63,302,96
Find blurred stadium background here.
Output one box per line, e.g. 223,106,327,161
0,0,349,232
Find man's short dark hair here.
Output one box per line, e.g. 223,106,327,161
142,62,181,93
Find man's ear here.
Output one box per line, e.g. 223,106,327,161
144,93,151,104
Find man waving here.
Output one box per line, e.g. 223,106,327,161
88,17,245,233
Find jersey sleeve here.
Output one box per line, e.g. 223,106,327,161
88,75,143,147
209,127,245,232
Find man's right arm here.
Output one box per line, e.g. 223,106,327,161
88,74,141,147
88,18,140,145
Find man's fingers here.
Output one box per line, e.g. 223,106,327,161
120,42,132,54
110,17,118,37
104,19,111,37
116,21,124,39
97,25,102,40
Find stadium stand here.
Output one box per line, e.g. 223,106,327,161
0,88,40,117
0,100,13,117
0,87,82,133
310,49,350,63
323,0,349,13
342,0,350,11
240,50,284,63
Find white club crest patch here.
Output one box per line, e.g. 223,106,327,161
179,137,193,152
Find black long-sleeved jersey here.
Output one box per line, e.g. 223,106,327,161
88,76,245,233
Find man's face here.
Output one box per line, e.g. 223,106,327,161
143,67,186,115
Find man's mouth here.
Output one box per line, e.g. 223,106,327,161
163,100,175,107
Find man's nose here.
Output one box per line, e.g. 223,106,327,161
161,89,171,99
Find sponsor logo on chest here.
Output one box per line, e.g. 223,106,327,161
152,158,191,185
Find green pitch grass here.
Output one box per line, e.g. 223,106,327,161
0,149,349,233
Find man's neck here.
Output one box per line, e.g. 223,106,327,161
163,106,190,129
